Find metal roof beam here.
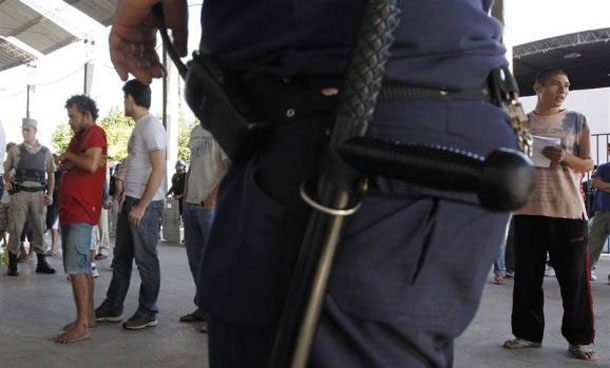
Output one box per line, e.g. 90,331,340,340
19,0,103,40
514,28,610,58
0,37,34,59
7,16,46,37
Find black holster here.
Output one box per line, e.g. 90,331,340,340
184,54,270,162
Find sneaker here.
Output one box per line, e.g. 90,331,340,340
95,253,108,260
122,314,158,330
590,270,597,281
505,270,515,278
95,305,123,322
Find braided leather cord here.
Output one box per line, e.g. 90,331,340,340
332,0,402,146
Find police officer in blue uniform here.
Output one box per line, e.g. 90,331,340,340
108,1,515,367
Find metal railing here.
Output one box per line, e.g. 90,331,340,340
589,133,610,253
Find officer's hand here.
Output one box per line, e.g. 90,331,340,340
202,196,215,209
129,204,146,228
109,0,188,83
43,194,53,206
116,191,125,208
542,146,566,163
103,198,113,210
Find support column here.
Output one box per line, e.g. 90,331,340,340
83,61,94,96
161,46,182,244
162,47,180,180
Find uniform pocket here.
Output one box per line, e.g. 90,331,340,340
328,196,445,325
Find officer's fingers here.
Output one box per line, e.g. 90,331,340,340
109,33,130,81
162,0,188,56
131,65,163,84
110,26,159,81
129,39,163,83
113,50,155,84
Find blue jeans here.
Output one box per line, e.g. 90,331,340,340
183,202,215,317
61,223,93,274
494,241,506,275
102,196,163,317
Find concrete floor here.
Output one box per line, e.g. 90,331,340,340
455,254,610,368
1,240,608,368
0,241,207,368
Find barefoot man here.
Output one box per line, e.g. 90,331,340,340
55,95,107,343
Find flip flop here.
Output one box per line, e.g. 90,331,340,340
179,313,205,322
568,345,598,361
503,338,541,349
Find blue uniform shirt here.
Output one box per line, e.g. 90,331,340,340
200,0,506,90
593,163,610,212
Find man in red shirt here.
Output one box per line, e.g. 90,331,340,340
55,95,107,344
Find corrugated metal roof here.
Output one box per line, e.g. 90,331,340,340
0,0,116,72
0,37,35,70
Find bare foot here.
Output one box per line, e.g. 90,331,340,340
62,320,97,331
55,325,90,344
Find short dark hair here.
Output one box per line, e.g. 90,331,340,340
122,79,151,108
65,95,99,121
534,68,568,85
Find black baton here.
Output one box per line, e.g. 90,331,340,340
268,1,403,367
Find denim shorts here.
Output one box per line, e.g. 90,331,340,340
61,223,93,274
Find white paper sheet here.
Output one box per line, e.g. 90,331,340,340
532,135,561,168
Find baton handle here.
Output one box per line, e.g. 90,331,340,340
338,137,535,211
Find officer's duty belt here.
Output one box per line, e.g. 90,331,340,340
16,185,45,193
244,76,494,125
379,81,492,103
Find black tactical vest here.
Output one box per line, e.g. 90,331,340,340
15,145,47,185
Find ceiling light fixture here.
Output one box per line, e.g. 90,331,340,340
563,52,582,59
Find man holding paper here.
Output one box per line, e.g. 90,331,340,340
503,69,596,361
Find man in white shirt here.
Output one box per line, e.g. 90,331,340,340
95,80,167,330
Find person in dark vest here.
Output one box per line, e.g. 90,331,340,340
4,118,56,276
166,159,187,216
108,1,518,367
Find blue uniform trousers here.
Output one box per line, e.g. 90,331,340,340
201,98,515,367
